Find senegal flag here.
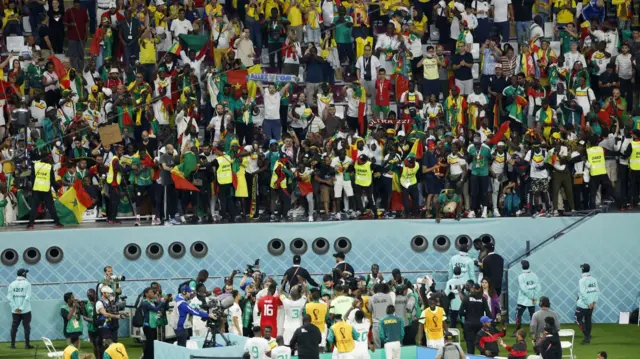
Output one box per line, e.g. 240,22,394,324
54,179,95,224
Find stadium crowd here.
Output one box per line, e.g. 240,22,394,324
7,246,602,359
0,0,639,226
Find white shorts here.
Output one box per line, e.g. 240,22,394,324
426,338,445,349
283,326,297,346
320,326,327,347
384,341,401,359
334,177,354,198
353,345,371,359
336,350,356,359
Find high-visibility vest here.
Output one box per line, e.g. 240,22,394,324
354,162,372,187
104,343,128,359
400,164,419,188
630,142,640,171
106,156,122,185
216,155,233,185
586,146,606,176
270,161,287,189
305,301,328,333
62,345,78,359
331,321,355,353
33,161,52,192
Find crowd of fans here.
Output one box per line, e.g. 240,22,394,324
0,0,639,226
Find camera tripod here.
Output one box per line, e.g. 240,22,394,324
202,324,231,348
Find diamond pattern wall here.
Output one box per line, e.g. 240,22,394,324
0,218,578,341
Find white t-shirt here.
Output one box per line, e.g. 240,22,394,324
615,53,633,80
271,345,292,359
355,56,381,82
244,337,271,359
524,149,549,179
171,19,193,38
590,52,608,75
490,0,511,22
574,87,595,115
29,100,47,126
322,1,334,26
490,150,509,175
345,88,361,117
263,91,282,120
282,297,306,329
212,27,231,49
447,154,466,176
225,303,243,335
471,0,490,18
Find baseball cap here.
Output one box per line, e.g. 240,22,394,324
333,252,345,259
480,316,492,324
17,269,29,277
101,286,114,294
213,287,222,296
180,285,193,293
444,332,454,340
580,263,590,272
269,139,278,145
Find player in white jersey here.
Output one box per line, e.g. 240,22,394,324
244,326,271,359
349,310,373,359
270,336,292,359
281,284,308,345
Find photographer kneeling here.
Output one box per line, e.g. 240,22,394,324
96,286,129,356
172,285,215,347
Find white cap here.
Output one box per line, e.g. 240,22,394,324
497,141,505,146
101,286,114,294
398,130,406,137
455,2,465,12
102,88,113,97
244,145,253,152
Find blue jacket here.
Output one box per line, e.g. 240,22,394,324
577,273,599,309
176,294,209,330
517,270,541,307
581,0,605,23
7,277,31,314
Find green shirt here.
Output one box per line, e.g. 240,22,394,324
85,301,97,332
559,30,576,55
468,144,492,176
333,16,353,43
242,298,254,328
379,314,404,344
437,193,460,209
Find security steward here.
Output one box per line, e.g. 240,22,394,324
401,154,421,218
62,333,90,359
102,337,129,359
585,141,613,209
459,283,491,355
96,286,129,358
27,156,62,229
623,129,640,208
327,314,360,357
105,146,124,224
212,144,237,222
353,154,385,219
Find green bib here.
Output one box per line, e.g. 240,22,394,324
62,304,84,334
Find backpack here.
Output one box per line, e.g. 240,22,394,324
442,343,462,357
131,295,144,328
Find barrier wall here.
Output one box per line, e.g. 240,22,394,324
0,217,586,341
507,214,640,324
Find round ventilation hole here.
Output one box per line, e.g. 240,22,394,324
1,249,19,266
268,238,286,256
23,247,41,265
312,237,330,255
290,238,308,255
146,243,164,260
169,242,186,259
333,237,352,254
45,246,64,264
433,235,451,253
123,243,142,260
410,235,428,252
455,235,472,251
190,241,208,258
479,234,496,247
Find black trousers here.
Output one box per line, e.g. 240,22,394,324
575,307,593,338
589,174,613,209
10,312,31,346
403,321,418,345
143,326,157,359
629,170,640,206
617,164,629,206
175,328,189,347
463,322,482,354
218,183,236,222
354,184,377,216
470,175,489,211
105,185,121,221
515,305,535,329
236,122,254,146
402,184,419,218
268,42,283,69
28,190,60,226
276,188,291,217
449,310,459,329
573,183,589,210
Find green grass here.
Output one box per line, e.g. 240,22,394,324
1,324,639,359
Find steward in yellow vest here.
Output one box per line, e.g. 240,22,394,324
270,153,293,221
28,157,62,229
585,144,613,210
327,314,360,353
353,154,385,219
103,338,129,359
623,130,640,210
401,155,421,218
213,144,238,223
105,150,124,224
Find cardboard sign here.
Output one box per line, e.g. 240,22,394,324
98,124,122,146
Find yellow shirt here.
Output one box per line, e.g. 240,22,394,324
306,6,321,28
205,3,224,18
154,10,168,28
352,4,368,27
422,57,439,80
287,5,303,26
555,0,576,24
320,38,336,59
264,0,280,17
245,2,262,19
139,38,158,64
413,14,427,33
419,307,446,341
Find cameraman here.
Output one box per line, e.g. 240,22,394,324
96,286,129,356
98,266,123,299
141,287,166,359
61,292,85,342
175,285,216,347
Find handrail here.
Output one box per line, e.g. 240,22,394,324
506,209,601,269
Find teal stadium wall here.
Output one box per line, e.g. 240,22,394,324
0,216,635,341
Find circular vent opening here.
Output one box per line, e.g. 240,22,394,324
146,243,164,260
433,236,451,253
190,241,208,258
268,238,286,256
312,237,330,255
23,247,41,265
1,249,19,266
46,246,64,264
169,242,186,259
410,235,429,252
333,237,352,254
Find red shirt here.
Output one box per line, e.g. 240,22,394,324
375,78,391,106
64,8,89,41
257,295,282,336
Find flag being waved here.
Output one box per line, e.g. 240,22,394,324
54,179,95,224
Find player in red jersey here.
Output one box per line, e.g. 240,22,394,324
257,283,283,336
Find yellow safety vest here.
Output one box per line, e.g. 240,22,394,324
62,345,78,359
586,146,606,176
630,142,640,171
106,156,122,185
216,155,233,185
270,161,287,189
400,164,419,188
104,343,128,359
33,161,52,192
305,301,328,333
332,321,355,353
354,162,372,187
